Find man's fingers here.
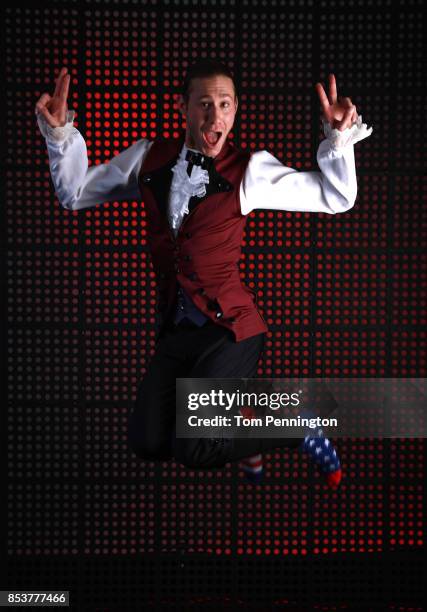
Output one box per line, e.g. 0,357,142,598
37,101,64,127
37,104,55,125
336,107,354,131
347,101,357,123
315,82,330,114
328,73,338,105
53,67,68,98
35,93,51,114
53,67,68,97
59,74,70,102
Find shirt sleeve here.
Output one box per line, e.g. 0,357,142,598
240,114,373,215
36,109,153,211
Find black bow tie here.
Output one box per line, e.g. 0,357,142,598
185,149,214,174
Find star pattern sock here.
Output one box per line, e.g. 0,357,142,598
300,428,342,489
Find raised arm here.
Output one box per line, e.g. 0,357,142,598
35,67,153,211
240,74,373,215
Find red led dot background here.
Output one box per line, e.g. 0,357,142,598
2,1,426,609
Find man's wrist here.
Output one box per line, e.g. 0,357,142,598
36,109,76,143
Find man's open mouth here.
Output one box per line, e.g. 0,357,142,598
203,131,222,146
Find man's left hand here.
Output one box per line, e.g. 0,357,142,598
315,73,359,132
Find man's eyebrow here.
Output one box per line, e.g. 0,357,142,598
198,93,233,100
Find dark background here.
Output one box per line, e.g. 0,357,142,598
2,0,426,609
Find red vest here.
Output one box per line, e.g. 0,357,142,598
137,130,268,342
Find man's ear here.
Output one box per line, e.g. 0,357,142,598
177,94,187,118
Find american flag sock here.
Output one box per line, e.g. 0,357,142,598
298,407,342,489
300,428,342,489
240,453,264,484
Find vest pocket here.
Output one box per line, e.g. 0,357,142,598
215,284,256,319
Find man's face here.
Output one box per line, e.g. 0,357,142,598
178,75,238,158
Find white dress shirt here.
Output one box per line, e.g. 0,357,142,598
35,110,373,223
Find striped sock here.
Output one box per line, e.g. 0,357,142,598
240,453,264,484
238,406,264,484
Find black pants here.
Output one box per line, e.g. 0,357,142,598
128,319,302,469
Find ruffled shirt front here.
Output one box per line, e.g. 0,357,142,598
168,144,211,237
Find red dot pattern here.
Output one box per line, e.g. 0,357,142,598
4,4,425,576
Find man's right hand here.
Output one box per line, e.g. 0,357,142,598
35,67,71,127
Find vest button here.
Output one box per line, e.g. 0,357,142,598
184,255,192,261
185,232,192,238
197,288,206,295
188,272,197,281
215,311,223,319
143,175,151,183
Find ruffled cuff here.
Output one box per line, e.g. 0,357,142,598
36,109,76,143
322,114,373,150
